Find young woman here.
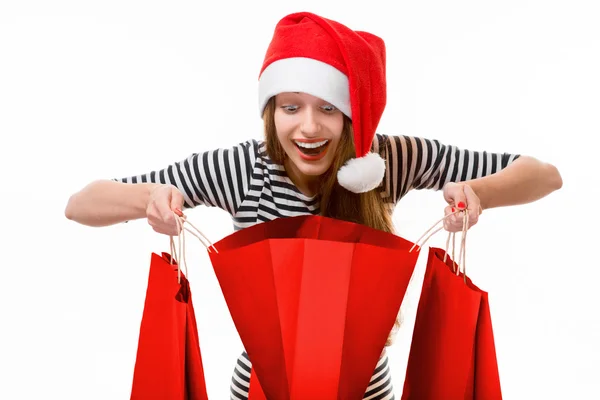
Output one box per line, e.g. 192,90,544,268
65,11,562,400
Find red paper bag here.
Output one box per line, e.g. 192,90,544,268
463,265,502,399
130,252,209,400
208,215,419,400
401,247,502,399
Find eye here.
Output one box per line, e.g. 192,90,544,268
281,105,299,113
321,105,337,113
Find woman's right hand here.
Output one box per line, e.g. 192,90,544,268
146,184,185,236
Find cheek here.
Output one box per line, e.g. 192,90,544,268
328,115,345,144
274,113,294,142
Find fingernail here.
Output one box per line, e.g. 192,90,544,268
451,207,456,212
174,208,183,217
457,202,466,209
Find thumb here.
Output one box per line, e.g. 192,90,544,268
170,188,185,215
448,184,468,210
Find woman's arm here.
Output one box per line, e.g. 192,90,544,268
65,180,163,226
375,134,523,203
455,155,562,210
65,140,258,227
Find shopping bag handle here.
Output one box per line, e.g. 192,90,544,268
167,213,218,284
410,210,470,283
444,211,469,282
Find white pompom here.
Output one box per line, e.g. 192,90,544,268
337,152,386,193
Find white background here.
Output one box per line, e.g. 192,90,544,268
1,1,598,399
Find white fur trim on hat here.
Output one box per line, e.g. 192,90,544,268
258,57,351,118
337,152,386,193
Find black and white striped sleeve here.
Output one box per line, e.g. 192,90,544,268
113,140,257,215
377,134,521,203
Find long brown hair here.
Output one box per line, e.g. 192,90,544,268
263,97,402,346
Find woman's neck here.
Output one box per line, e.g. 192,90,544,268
284,158,320,198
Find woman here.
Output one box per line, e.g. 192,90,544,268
64,11,562,400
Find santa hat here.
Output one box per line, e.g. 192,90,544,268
258,12,387,193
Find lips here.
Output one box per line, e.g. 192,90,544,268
292,138,330,161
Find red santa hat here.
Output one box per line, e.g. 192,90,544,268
258,12,387,194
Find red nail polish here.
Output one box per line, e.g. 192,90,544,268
174,208,183,217
452,207,456,212
457,202,466,209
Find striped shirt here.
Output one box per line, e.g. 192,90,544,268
115,133,519,399
116,133,520,230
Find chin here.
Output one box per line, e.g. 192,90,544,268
289,157,333,178
298,165,330,177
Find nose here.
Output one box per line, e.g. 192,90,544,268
300,107,321,136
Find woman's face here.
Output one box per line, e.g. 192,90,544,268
274,92,344,183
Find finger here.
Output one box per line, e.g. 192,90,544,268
445,220,462,233
451,187,468,211
464,208,478,228
467,212,478,229
443,207,451,231
159,202,174,222
170,189,185,215
444,218,459,232
168,214,182,236
145,204,175,236
444,206,463,232
452,205,463,222
152,203,179,235
156,199,180,231
462,185,480,225
452,207,461,219
444,205,454,217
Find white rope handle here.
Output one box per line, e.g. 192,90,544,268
443,211,469,283
167,212,218,284
411,210,471,283
409,210,463,253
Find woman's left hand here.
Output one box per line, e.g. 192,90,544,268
442,182,482,232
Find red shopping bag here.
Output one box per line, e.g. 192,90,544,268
130,251,209,400
208,215,419,400
401,246,502,399
401,246,481,399
464,266,502,399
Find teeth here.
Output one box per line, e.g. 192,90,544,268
294,140,329,149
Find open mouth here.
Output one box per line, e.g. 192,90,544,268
293,139,330,157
